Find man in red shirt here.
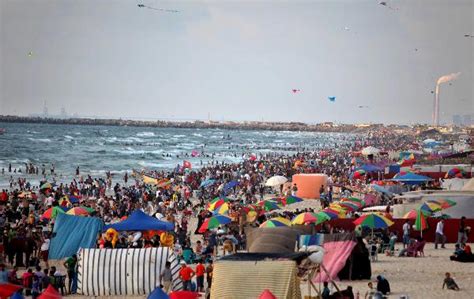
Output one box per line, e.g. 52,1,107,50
195,260,205,292
179,261,195,291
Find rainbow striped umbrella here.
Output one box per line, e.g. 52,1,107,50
419,202,442,214
323,208,345,219
338,201,361,212
213,202,229,215
402,208,430,219
282,196,304,205
291,212,330,225
427,199,456,209
66,207,90,216
342,197,365,205
257,200,282,211
41,206,65,220
353,213,394,229
318,210,339,220
207,197,231,211
414,209,428,233
198,215,232,233
259,217,291,228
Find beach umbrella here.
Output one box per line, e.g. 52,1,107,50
343,197,365,205
207,197,230,211
40,182,52,190
353,213,394,229
445,167,464,178
259,289,277,299
427,199,456,209
41,206,65,220
351,169,366,179
419,202,442,214
282,195,304,205
338,201,361,212
259,217,291,228
199,179,216,188
318,210,340,220
361,146,380,156
323,208,346,218
66,207,90,216
0,284,23,298
265,175,288,187
291,212,330,225
38,285,62,299
257,200,282,211
198,215,232,233
414,209,428,236
11,292,25,299
224,180,239,191
148,286,169,299
213,202,229,215
402,208,431,219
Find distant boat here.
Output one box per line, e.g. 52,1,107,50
0,128,5,135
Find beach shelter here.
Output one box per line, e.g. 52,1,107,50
41,206,65,220
0,283,22,298
359,164,383,172
198,215,232,233
104,210,174,232
49,213,103,260
259,289,277,299
260,217,291,228
282,195,304,205
38,285,62,299
427,199,456,209
353,213,394,229
78,247,182,296
148,286,169,299
414,209,428,237
361,146,380,156
265,175,288,187
390,173,432,185
291,212,330,225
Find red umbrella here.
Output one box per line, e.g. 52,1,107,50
38,285,62,299
169,291,200,299
259,289,277,299
0,283,22,298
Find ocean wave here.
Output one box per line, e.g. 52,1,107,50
173,135,186,138
28,138,51,143
114,147,164,155
105,137,145,143
64,135,74,140
192,133,203,137
137,132,155,137
27,130,40,134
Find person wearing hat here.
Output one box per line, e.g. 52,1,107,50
179,261,195,291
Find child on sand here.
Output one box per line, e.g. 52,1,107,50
442,272,459,291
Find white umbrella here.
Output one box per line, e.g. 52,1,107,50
361,146,380,156
265,175,288,187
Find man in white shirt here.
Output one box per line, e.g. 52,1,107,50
435,219,446,249
402,220,410,249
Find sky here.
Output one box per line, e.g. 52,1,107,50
0,0,473,124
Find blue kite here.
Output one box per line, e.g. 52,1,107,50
328,96,336,102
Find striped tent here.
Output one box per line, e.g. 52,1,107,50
78,247,182,296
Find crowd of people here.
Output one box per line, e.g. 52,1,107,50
0,128,471,297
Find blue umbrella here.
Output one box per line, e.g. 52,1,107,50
148,286,169,299
359,164,383,172
199,179,216,188
224,180,239,192
11,292,25,299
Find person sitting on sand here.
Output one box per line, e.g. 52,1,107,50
364,282,383,299
442,272,459,291
376,275,390,296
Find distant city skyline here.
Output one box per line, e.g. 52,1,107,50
1,0,473,125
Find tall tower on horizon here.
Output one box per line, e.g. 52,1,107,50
42,100,49,117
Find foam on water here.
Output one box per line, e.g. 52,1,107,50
28,138,51,142
137,132,155,137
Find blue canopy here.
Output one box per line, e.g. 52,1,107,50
104,210,174,232
390,173,432,185
49,213,103,260
224,180,239,192
200,179,216,188
147,286,169,299
359,164,383,172
371,184,394,196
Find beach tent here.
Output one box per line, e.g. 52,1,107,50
49,213,103,260
210,253,304,299
246,226,312,253
104,210,174,232
337,237,371,280
78,247,182,296
314,233,364,282
390,173,432,185
148,286,169,299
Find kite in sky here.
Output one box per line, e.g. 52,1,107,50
292,89,301,94
137,3,179,13
328,96,336,102
379,1,398,10
358,105,369,109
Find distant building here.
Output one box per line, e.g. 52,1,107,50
453,114,462,126
462,114,472,126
